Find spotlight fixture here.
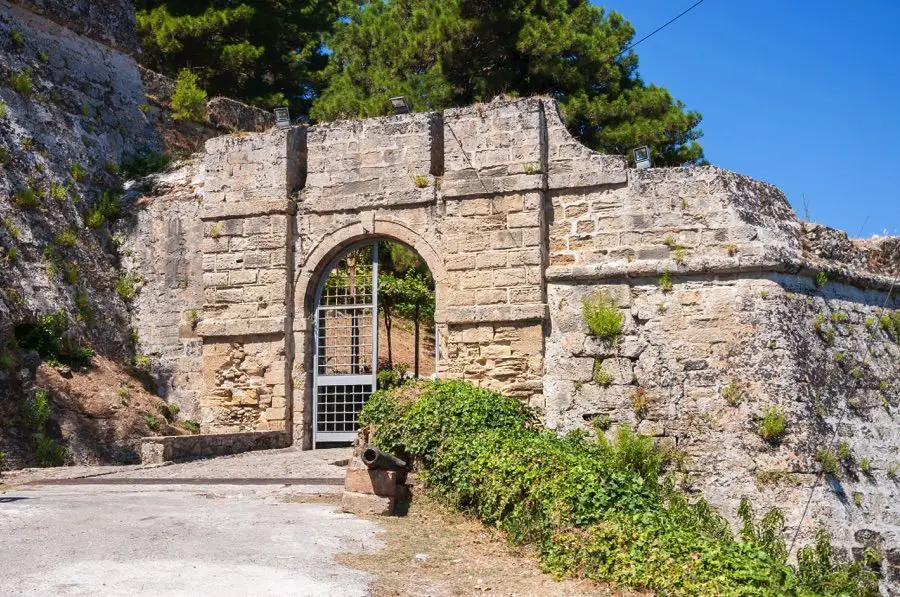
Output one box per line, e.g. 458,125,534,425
633,146,651,170
274,107,290,130
389,96,411,115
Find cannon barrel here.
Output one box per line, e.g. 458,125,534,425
361,447,407,471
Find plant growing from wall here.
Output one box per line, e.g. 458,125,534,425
658,269,673,292
814,271,828,289
171,69,207,122
838,440,851,461
859,458,872,476
722,380,744,406
412,174,429,188
581,290,623,341
592,360,612,387
816,449,840,477
756,406,786,444
116,273,141,302
631,386,649,418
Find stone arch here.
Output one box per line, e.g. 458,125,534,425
294,218,449,326
290,217,448,447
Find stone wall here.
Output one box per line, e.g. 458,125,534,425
118,161,205,421
151,95,898,585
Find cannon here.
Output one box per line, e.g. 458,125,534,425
361,446,407,471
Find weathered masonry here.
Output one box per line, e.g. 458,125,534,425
132,97,899,572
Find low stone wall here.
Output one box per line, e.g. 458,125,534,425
140,430,289,464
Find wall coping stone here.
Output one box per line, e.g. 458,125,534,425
200,199,295,221
140,431,290,464
443,303,548,324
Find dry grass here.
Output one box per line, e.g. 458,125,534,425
338,491,631,597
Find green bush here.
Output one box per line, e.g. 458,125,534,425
116,272,140,301
880,310,900,339
84,190,121,229
171,69,207,122
54,229,78,248
0,352,14,371
360,381,876,596
36,435,67,467
816,449,840,477
146,414,160,431
121,151,171,179
69,162,86,183
757,406,786,444
13,311,94,369
21,388,51,431
0,146,9,165
581,291,623,340
13,187,39,208
10,68,33,96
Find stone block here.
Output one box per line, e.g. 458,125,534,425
344,468,399,497
341,491,394,516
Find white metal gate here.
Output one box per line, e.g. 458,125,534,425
312,243,379,445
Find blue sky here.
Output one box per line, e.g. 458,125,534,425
599,0,900,237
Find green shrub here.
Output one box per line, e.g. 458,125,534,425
859,458,872,475
0,146,9,165
134,354,152,370
722,380,743,406
69,162,86,183
0,352,14,371
75,290,93,324
0,100,6,119
10,29,24,49
412,174,429,188
54,229,78,248
171,69,207,122
592,360,612,386
360,381,877,596
36,435,67,467
816,449,840,477
4,247,18,263
814,271,828,289
21,388,51,431
658,269,673,292
10,68,33,96
757,406,786,443
13,187,39,208
145,414,160,431
62,261,78,285
50,182,68,201
838,440,851,460
84,190,121,229
181,420,200,434
13,311,94,368
581,291,623,340
116,272,140,301
880,310,900,339
1,217,20,239
121,151,171,179
376,362,409,390
830,311,848,324
38,49,49,63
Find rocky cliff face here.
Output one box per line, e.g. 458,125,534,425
0,0,271,468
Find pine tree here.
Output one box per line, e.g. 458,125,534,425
312,0,704,165
134,0,337,113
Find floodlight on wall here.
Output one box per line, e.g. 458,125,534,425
274,107,291,130
389,96,411,115
633,146,651,170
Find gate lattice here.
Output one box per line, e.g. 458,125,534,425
312,243,379,445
